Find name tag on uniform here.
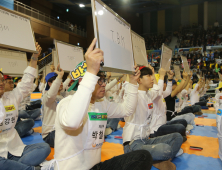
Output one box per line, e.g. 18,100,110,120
162,99,165,102
4,105,16,112
148,103,153,109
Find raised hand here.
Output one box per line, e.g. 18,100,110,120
85,38,104,75
55,64,64,79
167,70,174,79
32,42,42,59
129,65,140,85
158,68,166,79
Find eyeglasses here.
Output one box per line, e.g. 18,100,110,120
98,78,107,86
6,81,14,85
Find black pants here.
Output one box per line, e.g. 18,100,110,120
43,130,55,148
194,100,208,106
90,150,153,170
150,119,187,138
26,100,42,110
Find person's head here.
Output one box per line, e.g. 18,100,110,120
4,75,14,92
45,72,63,92
0,71,5,97
91,72,107,101
14,77,22,87
138,67,154,91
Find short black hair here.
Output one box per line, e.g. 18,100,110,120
219,87,222,92
140,67,153,78
48,76,57,83
0,71,3,76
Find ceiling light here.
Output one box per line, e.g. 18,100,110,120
66,9,69,12
77,43,80,46
79,4,85,7
57,16,59,19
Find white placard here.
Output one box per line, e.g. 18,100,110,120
181,55,190,73
0,8,36,53
0,48,27,75
55,41,84,72
92,0,134,74
173,65,181,80
160,44,172,71
131,31,148,66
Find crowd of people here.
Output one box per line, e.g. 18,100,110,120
66,21,85,33
145,33,172,50
175,24,222,49
1,38,221,170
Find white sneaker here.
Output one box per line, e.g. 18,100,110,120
105,127,112,136
175,148,184,157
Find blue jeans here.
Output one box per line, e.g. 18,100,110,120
43,130,55,148
0,143,51,170
15,119,34,138
90,150,153,170
106,118,120,131
19,108,41,120
124,133,183,161
150,119,187,138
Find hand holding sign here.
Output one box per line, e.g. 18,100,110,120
55,64,64,79
129,65,140,85
167,70,174,79
85,38,104,75
32,42,42,59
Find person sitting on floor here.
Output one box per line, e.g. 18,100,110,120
165,71,190,121
4,75,35,138
150,72,188,144
0,43,50,170
50,38,153,170
123,66,183,170
41,64,71,148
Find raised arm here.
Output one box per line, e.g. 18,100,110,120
163,70,174,98
11,43,41,104
45,64,64,103
57,38,104,130
171,71,189,97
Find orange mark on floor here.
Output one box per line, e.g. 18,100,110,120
31,93,42,99
118,121,125,128
194,118,217,127
101,142,124,162
33,126,42,133
181,135,219,158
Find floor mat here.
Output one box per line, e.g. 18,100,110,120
33,120,42,128
31,93,42,99
181,135,219,158
22,132,44,145
190,126,218,138
101,142,124,162
194,118,216,127
195,113,217,119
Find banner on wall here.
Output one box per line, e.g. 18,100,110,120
147,50,162,66
174,47,203,55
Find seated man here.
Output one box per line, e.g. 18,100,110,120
0,43,50,170
4,75,35,138
42,64,70,148
123,66,183,170
52,38,153,170
150,72,187,142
